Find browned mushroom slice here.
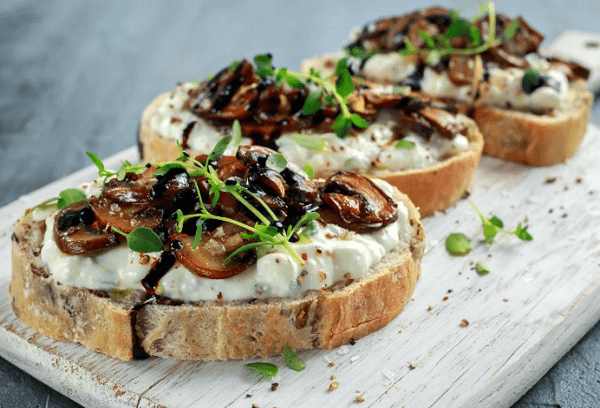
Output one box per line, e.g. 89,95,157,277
102,167,155,204
499,16,544,57
171,228,256,279
321,172,397,232
418,107,468,138
53,201,121,255
236,145,279,167
91,197,163,234
448,55,483,85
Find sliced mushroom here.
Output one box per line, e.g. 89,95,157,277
53,201,121,255
171,226,256,279
321,172,397,232
102,167,155,204
418,107,468,138
91,197,163,234
236,145,278,167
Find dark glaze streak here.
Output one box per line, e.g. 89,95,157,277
141,251,177,295
181,121,197,149
130,296,157,359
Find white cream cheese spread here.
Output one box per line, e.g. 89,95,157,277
147,83,470,174
40,180,413,302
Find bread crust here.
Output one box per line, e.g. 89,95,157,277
471,80,592,166
139,93,484,217
10,191,424,361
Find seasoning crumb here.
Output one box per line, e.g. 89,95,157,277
442,296,449,301
469,260,474,265
349,338,356,345
562,213,568,218
545,177,557,184
447,289,453,293
246,394,253,398
296,277,304,285
576,177,582,183
139,254,150,265
427,306,433,311
356,395,365,403
329,361,336,367
329,381,340,392
252,404,259,408
271,382,279,391
503,298,509,302
408,363,416,370
331,374,336,380
461,319,470,327
318,271,327,282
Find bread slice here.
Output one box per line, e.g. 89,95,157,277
10,188,424,361
139,92,483,216
471,79,592,166
300,10,592,167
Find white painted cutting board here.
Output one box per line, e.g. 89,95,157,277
1,125,600,408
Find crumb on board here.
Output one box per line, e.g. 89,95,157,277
427,306,433,311
461,319,470,327
356,395,365,402
271,382,279,391
329,361,336,367
329,381,340,392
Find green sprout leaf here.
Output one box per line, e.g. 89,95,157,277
332,115,352,138
445,233,472,255
303,163,315,180
208,135,232,162
469,201,533,244
483,223,498,244
515,223,533,241
349,113,369,129
231,119,243,149
418,30,436,48
114,227,164,253
475,261,490,275
192,221,204,250
265,153,287,172
153,162,187,177
244,362,278,380
502,19,519,41
283,346,306,371
254,54,275,77
302,90,323,116
56,189,87,209
86,151,106,175
335,70,354,99
228,60,240,73
394,140,416,150
290,133,329,152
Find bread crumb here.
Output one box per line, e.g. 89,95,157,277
545,177,557,184
382,369,394,380
139,254,150,265
252,404,259,408
469,260,474,265
503,298,509,302
427,306,433,311
349,338,356,345
318,271,327,282
246,394,253,398
356,395,365,403
576,177,582,183
296,277,304,285
408,363,416,370
461,319,469,327
329,361,336,367
271,382,279,391
443,296,449,301
331,374,336,380
329,381,340,391
350,355,360,363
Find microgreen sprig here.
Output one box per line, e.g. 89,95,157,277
24,188,88,221
469,200,532,244
401,2,519,65
253,54,368,138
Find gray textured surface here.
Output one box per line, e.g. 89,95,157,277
0,1,599,407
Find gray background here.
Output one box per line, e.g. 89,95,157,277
1,0,599,406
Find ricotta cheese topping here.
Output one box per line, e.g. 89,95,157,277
40,180,413,302
147,83,471,174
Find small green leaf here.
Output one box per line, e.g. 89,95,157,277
489,216,504,228
244,362,278,380
231,120,243,149
125,227,164,253
283,346,306,371
515,223,533,241
208,135,232,161
86,152,106,175
418,30,436,48
349,113,368,129
283,73,304,88
265,153,287,172
445,233,472,255
303,163,315,180
444,17,472,38
323,94,335,106
426,49,442,66
302,90,323,115
333,57,349,77
400,38,417,56
470,26,481,46
475,261,490,275
335,71,354,99
153,162,187,177
394,140,416,150
483,223,498,244
56,189,87,209
191,80,202,87
522,68,541,94
332,115,352,138
309,67,321,78
290,133,329,152
503,20,519,41
393,86,409,94
254,54,275,77
228,60,240,73
192,221,204,250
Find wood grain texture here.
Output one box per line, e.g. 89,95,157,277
1,125,600,408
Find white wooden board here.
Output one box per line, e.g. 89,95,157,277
1,125,600,408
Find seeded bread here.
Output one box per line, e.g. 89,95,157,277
10,189,425,361
471,79,592,166
139,92,484,216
